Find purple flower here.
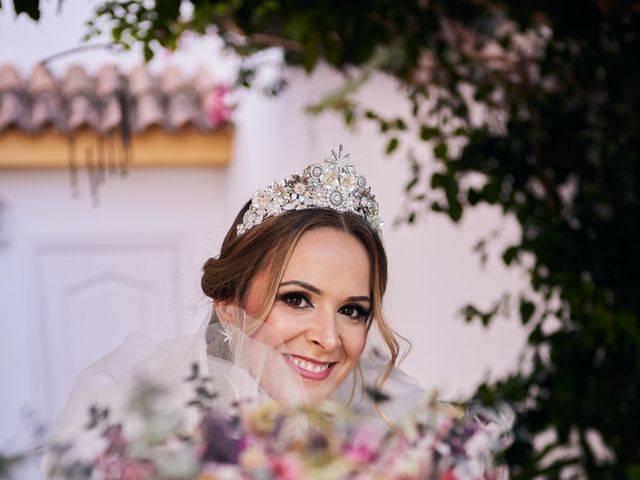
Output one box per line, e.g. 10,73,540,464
199,407,244,464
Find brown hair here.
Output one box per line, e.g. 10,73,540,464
201,203,401,387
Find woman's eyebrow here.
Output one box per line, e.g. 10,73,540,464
279,281,371,303
279,280,322,294
346,296,371,303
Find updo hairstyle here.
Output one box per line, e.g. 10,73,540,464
201,202,401,385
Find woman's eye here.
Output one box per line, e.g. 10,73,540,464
280,292,312,309
340,305,370,322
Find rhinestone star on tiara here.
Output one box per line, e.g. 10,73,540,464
236,146,382,236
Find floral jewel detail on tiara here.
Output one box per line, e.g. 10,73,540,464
236,145,383,236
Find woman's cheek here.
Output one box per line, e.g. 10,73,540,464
345,324,367,359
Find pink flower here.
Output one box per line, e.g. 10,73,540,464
206,84,233,128
269,454,303,480
94,453,125,480
441,468,458,480
122,460,155,480
344,424,385,463
104,424,127,455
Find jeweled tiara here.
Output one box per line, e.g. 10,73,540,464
236,146,382,236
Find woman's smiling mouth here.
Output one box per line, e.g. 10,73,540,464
283,354,336,380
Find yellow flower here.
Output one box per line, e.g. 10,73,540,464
239,446,268,470
249,401,281,434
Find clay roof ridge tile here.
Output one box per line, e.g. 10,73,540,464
28,64,57,95
167,90,201,131
128,64,157,97
62,64,94,98
160,65,186,95
30,94,63,132
0,64,22,92
134,91,164,132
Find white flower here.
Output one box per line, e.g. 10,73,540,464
321,170,339,187
252,190,272,210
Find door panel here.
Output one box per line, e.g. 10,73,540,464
34,243,179,421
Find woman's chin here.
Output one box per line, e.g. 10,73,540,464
301,372,348,404
303,385,335,404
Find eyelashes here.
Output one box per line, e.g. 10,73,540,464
279,291,312,309
339,304,371,321
277,291,371,322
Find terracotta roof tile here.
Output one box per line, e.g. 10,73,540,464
101,95,122,132
160,65,185,95
68,95,99,131
96,64,121,97
0,64,21,91
167,90,202,131
134,92,164,131
128,65,155,97
0,63,230,135
0,91,27,131
31,93,62,131
28,64,57,95
62,64,94,97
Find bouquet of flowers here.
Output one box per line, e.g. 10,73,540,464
45,363,513,480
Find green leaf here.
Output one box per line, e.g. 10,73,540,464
386,138,399,154
430,172,447,189
420,125,439,141
448,199,462,222
434,143,448,160
431,201,444,213
143,43,154,62
625,464,640,479
302,35,320,72
13,0,39,20
394,118,407,130
344,109,355,126
0,453,25,477
519,298,536,325
405,177,418,192
502,246,519,265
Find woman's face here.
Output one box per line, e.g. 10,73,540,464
247,227,371,403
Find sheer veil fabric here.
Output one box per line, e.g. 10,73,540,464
42,306,424,476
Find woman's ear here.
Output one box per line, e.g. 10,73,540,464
214,301,239,325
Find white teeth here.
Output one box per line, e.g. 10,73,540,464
286,355,329,373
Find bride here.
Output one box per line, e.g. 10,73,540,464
46,147,508,480
201,145,415,410
43,146,511,479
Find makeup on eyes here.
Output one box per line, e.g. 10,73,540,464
277,285,371,322
339,303,371,321
278,291,312,308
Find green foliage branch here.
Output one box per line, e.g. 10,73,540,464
4,0,640,478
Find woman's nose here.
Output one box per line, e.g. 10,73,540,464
306,308,341,351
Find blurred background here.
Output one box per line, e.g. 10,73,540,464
1,1,638,479
0,0,525,462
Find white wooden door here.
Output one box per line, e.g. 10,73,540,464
34,242,180,420
0,168,232,479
